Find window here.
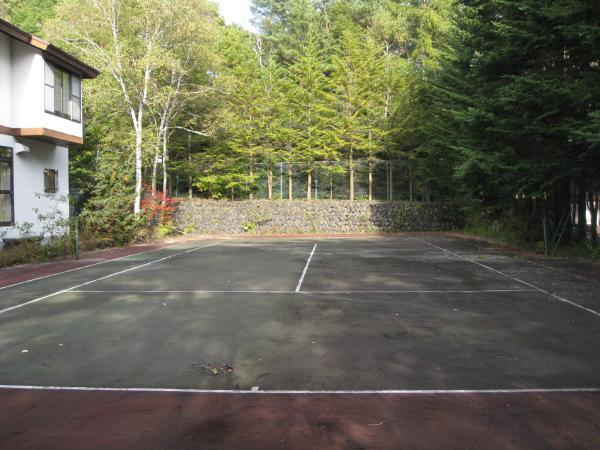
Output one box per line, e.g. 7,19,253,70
44,169,58,194
44,60,81,122
0,147,14,226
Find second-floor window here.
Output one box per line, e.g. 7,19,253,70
44,61,81,122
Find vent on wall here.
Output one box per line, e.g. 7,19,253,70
14,143,29,154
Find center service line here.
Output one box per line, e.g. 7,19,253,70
296,243,318,293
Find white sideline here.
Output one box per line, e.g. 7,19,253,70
68,289,535,295
0,242,219,316
0,244,181,291
412,237,600,318
295,243,317,292
0,384,598,395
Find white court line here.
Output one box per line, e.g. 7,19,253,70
412,237,600,318
0,242,219,316
70,290,296,294
0,243,182,291
295,243,317,292
68,289,535,295
0,384,598,395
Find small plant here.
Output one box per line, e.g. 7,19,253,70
243,221,257,233
242,213,271,233
141,191,180,224
183,224,196,234
157,221,177,237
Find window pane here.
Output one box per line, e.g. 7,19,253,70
0,161,10,191
0,194,12,223
71,75,81,98
0,148,11,158
72,97,81,122
44,61,54,87
45,84,54,111
62,72,71,118
54,78,62,114
44,169,58,193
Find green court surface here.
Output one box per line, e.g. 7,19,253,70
0,235,599,392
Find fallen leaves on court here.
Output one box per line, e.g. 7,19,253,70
193,361,234,376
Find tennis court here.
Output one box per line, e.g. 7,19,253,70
0,234,599,448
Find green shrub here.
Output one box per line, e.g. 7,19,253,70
157,221,177,237
462,210,528,247
243,221,257,233
183,224,196,234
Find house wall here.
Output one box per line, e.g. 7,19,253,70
1,37,83,138
10,39,43,129
0,136,70,241
1,30,79,244
0,33,11,126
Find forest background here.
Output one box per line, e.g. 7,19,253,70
1,0,598,253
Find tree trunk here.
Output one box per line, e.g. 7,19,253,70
188,132,193,199
330,176,333,200
368,159,373,202
162,133,168,206
389,161,393,202
349,147,354,201
151,153,159,199
267,163,273,200
307,170,312,201
589,190,598,245
409,163,413,202
577,181,587,241
288,164,293,200
134,128,143,214
249,165,254,200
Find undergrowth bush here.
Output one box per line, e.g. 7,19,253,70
0,238,73,268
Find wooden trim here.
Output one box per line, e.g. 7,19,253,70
0,125,82,145
28,36,48,51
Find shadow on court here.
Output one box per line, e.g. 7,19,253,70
0,234,598,449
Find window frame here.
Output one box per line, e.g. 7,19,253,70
0,147,14,227
43,168,59,194
44,59,82,124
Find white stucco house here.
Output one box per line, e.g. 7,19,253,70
0,18,98,244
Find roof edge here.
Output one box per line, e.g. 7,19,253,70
0,17,99,79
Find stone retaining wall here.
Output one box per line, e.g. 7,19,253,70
174,200,460,234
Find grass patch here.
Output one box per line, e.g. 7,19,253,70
462,215,531,249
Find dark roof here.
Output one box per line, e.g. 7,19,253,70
0,17,99,79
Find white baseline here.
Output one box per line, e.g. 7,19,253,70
0,385,598,395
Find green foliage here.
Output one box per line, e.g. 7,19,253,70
5,0,595,256
79,152,146,245
0,238,72,268
1,0,58,34
183,224,196,234
157,221,176,237
462,211,529,249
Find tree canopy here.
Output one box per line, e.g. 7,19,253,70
2,0,598,245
